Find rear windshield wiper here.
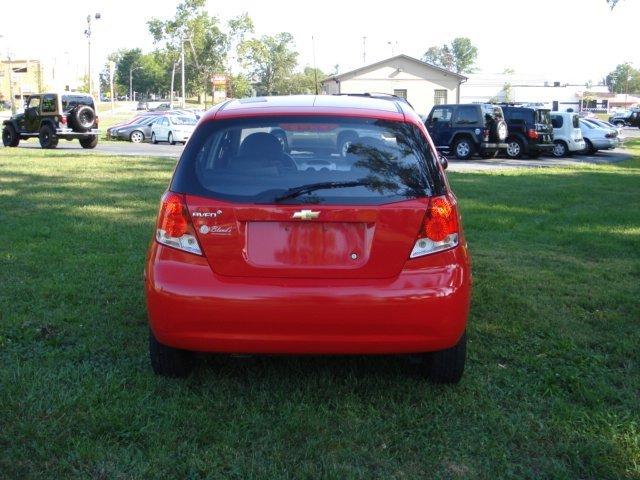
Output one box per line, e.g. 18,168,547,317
272,180,375,202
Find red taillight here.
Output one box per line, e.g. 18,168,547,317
527,129,539,140
483,129,489,141
410,195,459,258
60,115,67,125
155,192,202,255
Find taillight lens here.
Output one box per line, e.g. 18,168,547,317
527,128,539,140
410,195,459,258
155,192,202,255
483,129,489,141
60,115,67,125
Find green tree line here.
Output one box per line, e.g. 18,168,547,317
100,0,323,101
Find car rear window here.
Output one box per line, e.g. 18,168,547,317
535,109,551,125
171,116,443,205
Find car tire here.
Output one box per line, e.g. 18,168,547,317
2,124,20,147
130,130,144,143
425,332,467,384
505,138,524,159
69,105,96,132
337,131,359,157
79,135,98,149
453,137,474,160
151,132,158,144
38,124,58,149
168,132,175,145
552,140,568,158
584,139,597,155
149,329,194,378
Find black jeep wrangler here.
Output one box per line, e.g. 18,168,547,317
500,105,554,158
2,92,99,149
425,103,508,160
608,109,640,128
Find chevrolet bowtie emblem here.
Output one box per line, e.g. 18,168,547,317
292,209,320,220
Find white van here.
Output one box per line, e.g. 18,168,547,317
550,112,586,157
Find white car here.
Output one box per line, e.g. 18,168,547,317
579,119,618,154
582,118,625,147
150,115,197,145
550,112,586,157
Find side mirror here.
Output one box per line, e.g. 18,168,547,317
439,155,448,170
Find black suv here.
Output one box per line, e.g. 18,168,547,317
608,110,640,128
2,92,99,149
425,104,508,160
500,105,554,158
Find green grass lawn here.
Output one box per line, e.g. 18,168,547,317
1,144,639,479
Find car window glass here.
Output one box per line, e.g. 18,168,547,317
453,106,478,125
184,117,437,205
551,115,563,129
27,96,40,109
572,115,580,128
430,107,453,123
41,95,56,113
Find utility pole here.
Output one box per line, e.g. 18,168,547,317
109,61,115,113
0,35,15,114
180,38,186,108
312,35,318,94
362,36,367,64
84,12,101,97
129,65,141,102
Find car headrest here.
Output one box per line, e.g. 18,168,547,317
240,132,283,158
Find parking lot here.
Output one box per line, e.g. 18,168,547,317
6,126,638,168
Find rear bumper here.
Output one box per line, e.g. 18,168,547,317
530,143,554,153
145,243,472,355
55,128,99,137
591,138,618,150
481,142,508,152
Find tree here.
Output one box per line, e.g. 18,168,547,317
606,63,640,94
422,37,477,74
147,1,252,102
607,0,623,9
286,67,325,95
238,33,299,95
228,74,253,98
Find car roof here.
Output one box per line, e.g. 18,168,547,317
203,95,413,123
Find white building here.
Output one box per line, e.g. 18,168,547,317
460,72,614,112
321,55,467,116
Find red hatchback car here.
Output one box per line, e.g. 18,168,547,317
145,95,471,383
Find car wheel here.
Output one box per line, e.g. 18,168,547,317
148,329,194,378
168,132,175,145
424,332,466,384
584,139,597,155
79,135,98,149
505,138,523,159
130,130,144,143
151,132,158,144
2,124,19,147
38,124,58,149
337,131,359,157
552,140,568,158
453,138,474,160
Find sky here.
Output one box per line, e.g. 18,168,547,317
1,0,638,84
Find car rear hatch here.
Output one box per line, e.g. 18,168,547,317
534,109,554,144
186,196,428,279
170,114,445,279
